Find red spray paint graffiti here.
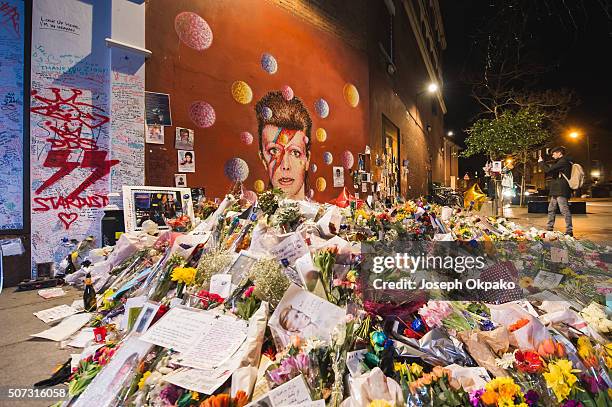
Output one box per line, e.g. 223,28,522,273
30,88,118,229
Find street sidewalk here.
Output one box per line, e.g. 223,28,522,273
501,199,612,243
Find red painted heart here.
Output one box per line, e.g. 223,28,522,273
58,212,78,229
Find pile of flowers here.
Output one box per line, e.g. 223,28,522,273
40,190,612,407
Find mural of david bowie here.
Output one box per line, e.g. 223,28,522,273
255,91,312,200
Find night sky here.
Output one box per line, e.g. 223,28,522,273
440,0,612,176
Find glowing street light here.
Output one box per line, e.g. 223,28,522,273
569,131,579,139
447,130,454,136
427,83,438,93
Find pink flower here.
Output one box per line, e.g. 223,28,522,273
244,286,255,298
418,300,452,328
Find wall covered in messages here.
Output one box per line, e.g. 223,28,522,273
0,0,24,231
145,0,369,202
29,0,145,273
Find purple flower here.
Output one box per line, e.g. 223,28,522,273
295,353,310,371
561,401,584,407
582,374,599,394
267,368,286,385
469,389,484,407
525,389,539,406
480,319,495,331
159,384,182,405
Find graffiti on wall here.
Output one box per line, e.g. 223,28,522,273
0,0,23,230
30,87,117,229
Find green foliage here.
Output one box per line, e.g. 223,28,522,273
462,108,550,160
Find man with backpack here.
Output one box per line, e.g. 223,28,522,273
538,146,575,236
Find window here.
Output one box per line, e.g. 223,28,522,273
380,0,394,64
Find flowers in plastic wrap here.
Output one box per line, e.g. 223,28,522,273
248,258,290,308
473,376,527,406
580,302,612,334
171,266,196,297
267,352,312,387
543,359,580,402
194,289,224,310
407,365,470,406
165,215,192,232
195,249,234,288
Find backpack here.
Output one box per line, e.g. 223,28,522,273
561,163,585,190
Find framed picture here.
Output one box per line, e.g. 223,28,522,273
175,127,194,150
178,150,195,173
145,91,172,125
174,174,187,187
145,124,165,145
332,166,344,187
122,186,195,232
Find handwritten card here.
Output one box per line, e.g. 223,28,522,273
269,233,309,266
177,315,248,370
254,375,312,407
533,270,564,290
550,247,569,263
210,274,232,299
164,367,233,395
140,307,212,352
37,287,65,299
31,313,92,342
33,304,78,323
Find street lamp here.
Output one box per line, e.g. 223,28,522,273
567,129,591,184
447,130,454,137
427,82,438,93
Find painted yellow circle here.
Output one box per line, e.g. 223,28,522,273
254,179,265,193
315,177,327,192
315,128,327,142
231,80,253,104
343,83,359,107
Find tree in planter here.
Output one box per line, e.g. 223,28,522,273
462,107,550,206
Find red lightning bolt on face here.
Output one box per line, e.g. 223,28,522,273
267,128,298,179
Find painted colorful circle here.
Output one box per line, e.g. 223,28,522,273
231,81,253,104
281,85,294,101
323,151,333,165
316,177,327,192
174,12,213,51
314,98,329,118
242,190,257,204
315,128,327,142
261,53,278,74
189,101,216,128
341,150,355,169
224,158,249,182
343,83,359,107
254,179,265,193
261,106,273,120
310,163,318,173
240,131,254,145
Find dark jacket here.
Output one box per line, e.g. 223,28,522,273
540,156,572,198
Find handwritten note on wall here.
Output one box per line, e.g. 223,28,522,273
110,48,145,199
0,0,24,230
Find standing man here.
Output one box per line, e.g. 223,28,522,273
538,146,573,236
